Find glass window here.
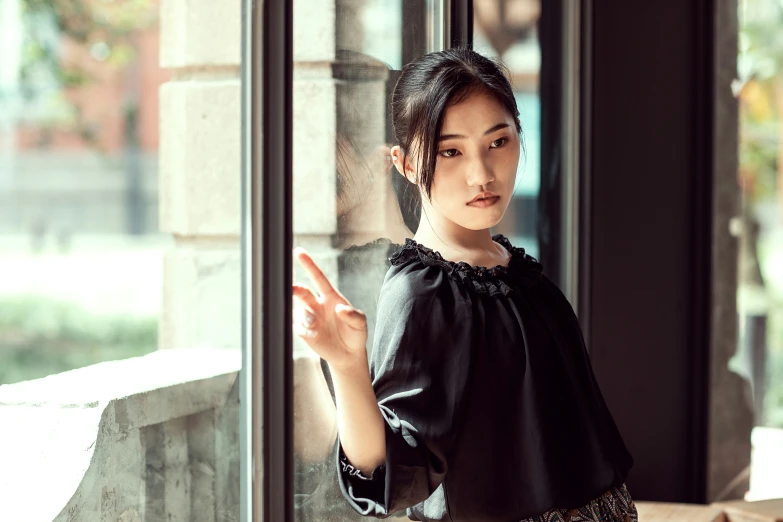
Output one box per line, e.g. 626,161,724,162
289,3,552,518
473,0,541,257
0,0,165,383
291,1,437,519
0,1,242,519
735,0,783,501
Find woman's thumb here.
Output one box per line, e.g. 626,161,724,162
335,304,366,330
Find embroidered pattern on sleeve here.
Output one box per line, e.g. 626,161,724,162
339,454,384,481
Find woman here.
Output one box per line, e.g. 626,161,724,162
293,48,637,522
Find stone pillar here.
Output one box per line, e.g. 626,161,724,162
158,0,242,352
157,0,242,519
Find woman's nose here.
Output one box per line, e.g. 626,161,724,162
466,156,495,186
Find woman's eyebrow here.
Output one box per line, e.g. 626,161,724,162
438,123,510,142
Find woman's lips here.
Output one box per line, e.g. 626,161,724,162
467,196,500,208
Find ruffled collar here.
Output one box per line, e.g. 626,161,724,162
389,234,543,296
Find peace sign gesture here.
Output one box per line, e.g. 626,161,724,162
292,247,369,371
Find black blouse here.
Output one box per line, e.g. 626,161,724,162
337,234,633,521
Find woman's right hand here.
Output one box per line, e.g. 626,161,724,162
292,247,369,372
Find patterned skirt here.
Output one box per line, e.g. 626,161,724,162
518,483,638,522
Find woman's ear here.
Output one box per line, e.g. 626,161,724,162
390,145,417,184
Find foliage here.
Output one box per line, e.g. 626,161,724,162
737,0,783,202
17,0,156,148
0,295,157,384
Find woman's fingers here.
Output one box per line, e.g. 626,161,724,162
293,305,316,328
292,282,319,311
293,321,317,339
292,283,319,341
294,247,337,299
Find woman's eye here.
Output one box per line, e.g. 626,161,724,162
490,137,508,148
439,148,460,158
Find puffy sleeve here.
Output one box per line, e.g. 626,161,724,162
336,265,474,518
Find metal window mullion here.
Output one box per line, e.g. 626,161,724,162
578,0,593,346
261,0,294,520
561,0,581,314
240,0,261,520
446,0,473,48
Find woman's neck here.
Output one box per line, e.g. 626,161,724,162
413,214,509,269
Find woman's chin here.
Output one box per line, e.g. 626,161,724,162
464,206,508,230
458,215,507,232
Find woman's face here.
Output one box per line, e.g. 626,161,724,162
393,89,520,232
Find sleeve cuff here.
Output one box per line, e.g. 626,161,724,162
338,446,386,481
336,440,391,517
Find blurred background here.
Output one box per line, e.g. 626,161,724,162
0,0,166,384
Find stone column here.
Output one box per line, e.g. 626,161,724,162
157,1,242,519
158,1,242,351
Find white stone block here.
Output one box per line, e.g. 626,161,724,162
293,78,338,235
160,0,241,68
161,247,241,350
294,0,335,63
160,80,241,236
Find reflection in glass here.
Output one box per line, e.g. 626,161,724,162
292,2,430,520
473,0,541,258
291,2,546,520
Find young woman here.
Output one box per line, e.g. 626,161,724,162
292,48,637,522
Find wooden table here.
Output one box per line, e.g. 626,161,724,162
635,499,783,522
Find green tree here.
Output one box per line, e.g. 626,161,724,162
18,0,156,148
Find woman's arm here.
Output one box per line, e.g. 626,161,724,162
292,247,385,476
330,355,387,476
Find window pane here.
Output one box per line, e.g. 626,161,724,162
0,0,165,383
473,0,541,258
0,1,242,519
736,0,783,501
291,1,435,520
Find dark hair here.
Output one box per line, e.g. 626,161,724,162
391,48,522,228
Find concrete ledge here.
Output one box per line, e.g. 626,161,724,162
0,349,241,522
